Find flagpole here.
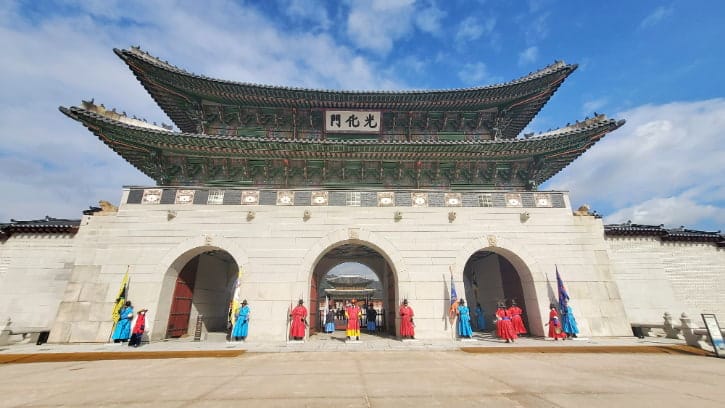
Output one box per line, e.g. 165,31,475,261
108,266,130,343
286,298,292,343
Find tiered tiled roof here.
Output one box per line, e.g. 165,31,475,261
60,103,624,189
604,222,724,246
61,47,625,189
326,275,375,287
115,47,576,139
0,217,80,240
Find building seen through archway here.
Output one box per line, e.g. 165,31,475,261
310,244,397,337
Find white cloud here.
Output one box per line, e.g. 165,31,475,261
457,62,489,84
455,16,496,45
518,46,538,66
0,1,407,222
522,12,549,44
582,98,608,116
604,196,725,230
346,0,416,55
545,99,725,230
278,0,331,30
328,262,377,279
640,5,674,29
414,3,446,35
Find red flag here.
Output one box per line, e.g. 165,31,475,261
449,272,460,319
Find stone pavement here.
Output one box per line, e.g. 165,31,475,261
0,330,710,359
0,334,723,407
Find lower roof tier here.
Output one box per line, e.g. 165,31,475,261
60,104,624,189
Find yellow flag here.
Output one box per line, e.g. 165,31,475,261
111,269,130,323
229,267,244,326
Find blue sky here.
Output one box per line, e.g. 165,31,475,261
0,0,723,231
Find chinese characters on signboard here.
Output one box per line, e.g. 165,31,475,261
325,110,381,133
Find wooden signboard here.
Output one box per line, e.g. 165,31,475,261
701,314,725,358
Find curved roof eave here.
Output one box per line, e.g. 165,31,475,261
116,46,576,97
61,105,623,149
115,47,577,134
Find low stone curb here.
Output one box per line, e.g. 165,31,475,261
0,349,245,364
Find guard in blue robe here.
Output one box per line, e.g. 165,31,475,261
366,304,377,333
457,299,473,338
232,300,250,341
475,303,485,331
324,308,335,333
561,301,579,338
112,301,133,342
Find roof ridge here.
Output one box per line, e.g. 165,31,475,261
117,46,577,94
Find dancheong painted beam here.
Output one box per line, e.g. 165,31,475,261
59,47,625,189
114,47,577,139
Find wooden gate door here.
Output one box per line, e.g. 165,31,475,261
387,267,396,335
309,277,318,334
166,256,199,338
499,256,529,331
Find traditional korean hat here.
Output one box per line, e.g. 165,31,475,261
403,299,408,304
242,299,248,305
497,301,505,308
298,299,304,305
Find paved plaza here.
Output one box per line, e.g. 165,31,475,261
1,333,724,407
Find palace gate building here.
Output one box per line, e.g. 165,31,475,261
1,47,723,344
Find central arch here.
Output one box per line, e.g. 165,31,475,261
298,228,408,339
310,245,396,337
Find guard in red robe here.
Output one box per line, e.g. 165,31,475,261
508,299,527,335
495,303,517,343
128,308,147,347
289,299,308,340
399,299,415,339
345,299,362,340
547,305,567,340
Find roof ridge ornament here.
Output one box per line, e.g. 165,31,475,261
76,100,170,131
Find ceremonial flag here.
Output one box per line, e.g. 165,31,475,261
449,271,460,319
229,267,244,327
556,265,570,311
111,268,130,324
450,272,458,304
323,295,329,325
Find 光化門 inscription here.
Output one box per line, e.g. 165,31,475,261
325,110,381,133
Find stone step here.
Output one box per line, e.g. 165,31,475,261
204,332,229,342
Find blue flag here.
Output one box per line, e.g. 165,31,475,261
556,266,570,311
450,273,458,305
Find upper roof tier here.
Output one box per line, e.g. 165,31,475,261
115,47,577,139
59,102,624,189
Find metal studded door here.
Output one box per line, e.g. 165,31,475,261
166,256,199,338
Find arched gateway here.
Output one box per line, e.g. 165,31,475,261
153,236,249,341
309,243,397,337
51,46,635,344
